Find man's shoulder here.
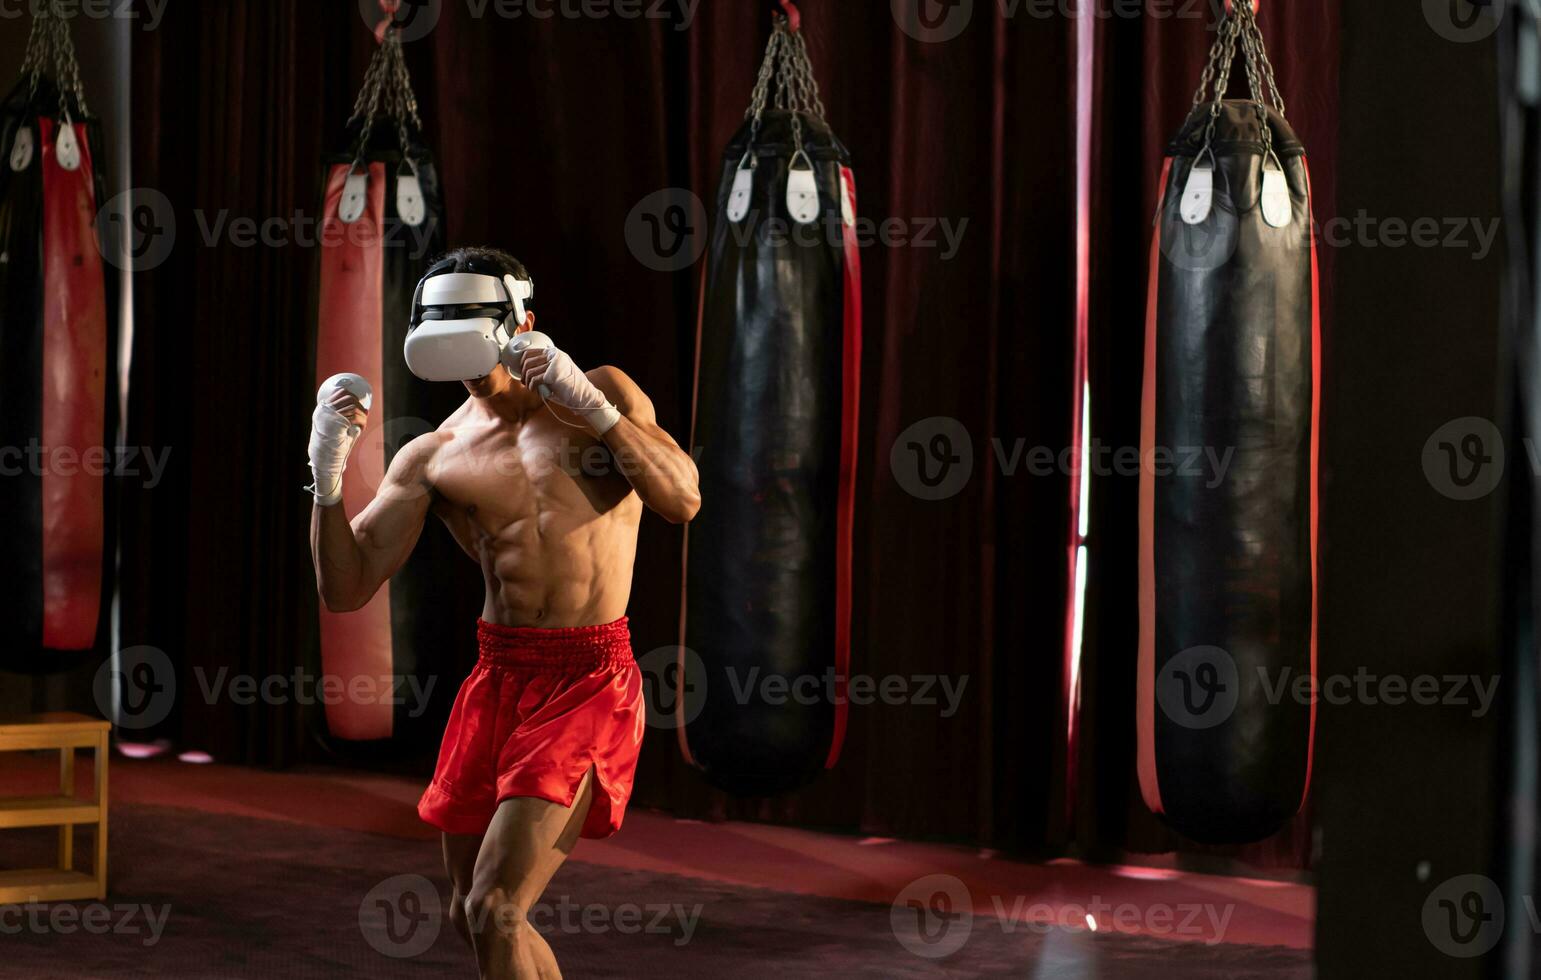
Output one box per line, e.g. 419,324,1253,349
585,364,631,389
585,365,646,412
392,422,454,472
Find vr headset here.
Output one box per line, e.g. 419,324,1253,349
405,258,535,382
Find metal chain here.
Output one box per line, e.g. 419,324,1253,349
387,33,421,158
1237,11,1265,106
789,30,827,123
768,18,805,151
743,14,831,158
773,22,796,112
348,27,422,165
1201,13,1242,147
1241,5,1286,115
745,26,784,143
1190,1,1290,182
54,10,89,119
21,10,51,97
1190,9,1233,107
1193,3,1285,118
20,3,89,118
1232,3,1279,157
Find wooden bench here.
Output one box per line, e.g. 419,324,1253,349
0,712,110,903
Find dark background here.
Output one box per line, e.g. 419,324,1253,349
0,5,1515,936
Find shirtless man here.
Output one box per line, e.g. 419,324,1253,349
306,247,699,979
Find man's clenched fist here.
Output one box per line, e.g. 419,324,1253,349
513,345,621,435
308,373,372,506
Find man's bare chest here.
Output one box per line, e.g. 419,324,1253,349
427,421,631,524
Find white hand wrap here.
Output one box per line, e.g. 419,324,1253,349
515,345,622,435
307,373,372,506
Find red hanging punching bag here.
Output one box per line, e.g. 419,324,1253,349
0,10,117,672
313,21,450,744
680,12,862,796
1137,1,1318,844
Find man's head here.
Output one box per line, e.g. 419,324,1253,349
406,246,536,398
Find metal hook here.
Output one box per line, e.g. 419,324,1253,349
778,0,801,33
373,0,402,44
1223,0,1259,14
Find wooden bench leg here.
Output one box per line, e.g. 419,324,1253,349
59,745,74,872
94,731,108,900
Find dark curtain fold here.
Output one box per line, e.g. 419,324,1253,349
1077,0,1340,868
124,2,351,766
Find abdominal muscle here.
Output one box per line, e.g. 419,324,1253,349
426,417,642,629
470,509,638,627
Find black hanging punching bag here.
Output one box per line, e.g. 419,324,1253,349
313,23,451,746
681,14,862,796
1138,3,1318,844
0,14,117,673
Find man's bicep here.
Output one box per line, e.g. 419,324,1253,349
350,447,434,578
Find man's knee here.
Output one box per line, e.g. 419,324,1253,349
449,890,471,936
464,885,530,941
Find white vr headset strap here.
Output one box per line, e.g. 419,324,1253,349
502,273,533,336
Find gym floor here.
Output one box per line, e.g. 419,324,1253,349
2,750,1311,977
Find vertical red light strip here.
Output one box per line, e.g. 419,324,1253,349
1061,8,1096,826
824,166,862,770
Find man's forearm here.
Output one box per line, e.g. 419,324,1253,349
311,502,369,612
601,417,701,524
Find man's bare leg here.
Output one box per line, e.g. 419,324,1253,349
464,768,595,980
443,831,484,948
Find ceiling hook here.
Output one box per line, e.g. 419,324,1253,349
374,0,402,44
778,0,801,33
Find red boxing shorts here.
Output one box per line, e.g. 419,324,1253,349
417,617,644,839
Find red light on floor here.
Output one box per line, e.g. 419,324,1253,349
117,740,170,759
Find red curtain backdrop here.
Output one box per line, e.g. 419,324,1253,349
1076,0,1340,868
117,1,1339,863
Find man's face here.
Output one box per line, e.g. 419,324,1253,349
459,310,535,398
463,363,517,399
